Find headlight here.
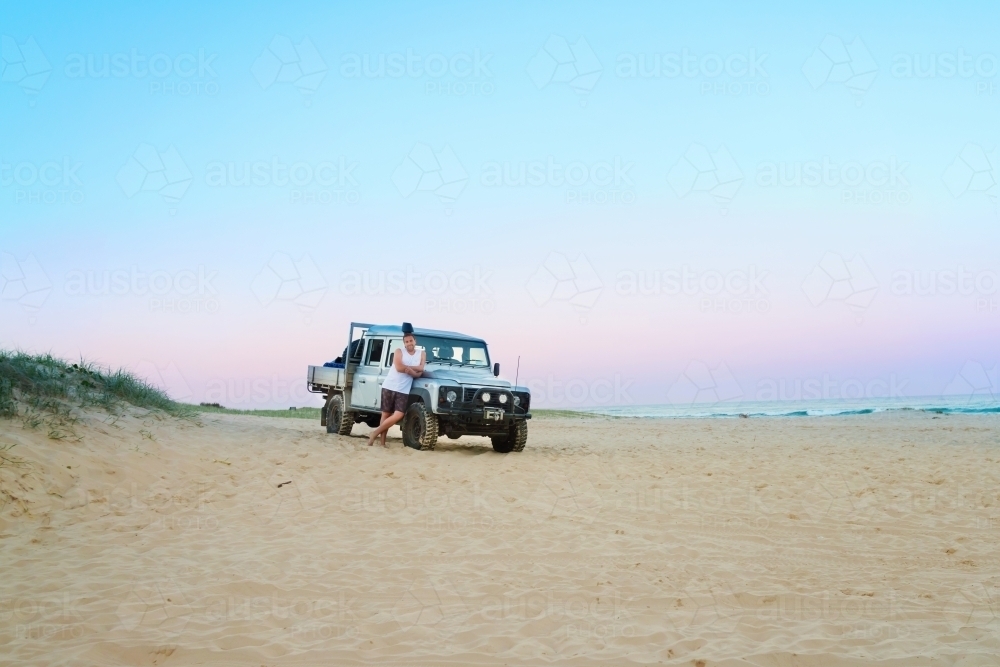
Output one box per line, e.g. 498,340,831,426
481,392,491,403
514,396,521,406
446,390,457,403
499,394,508,404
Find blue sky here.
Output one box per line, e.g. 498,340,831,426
2,1,998,408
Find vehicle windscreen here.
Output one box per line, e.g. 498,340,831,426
418,336,490,367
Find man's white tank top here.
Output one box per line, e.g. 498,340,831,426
381,347,421,394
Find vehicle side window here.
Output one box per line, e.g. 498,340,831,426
365,338,385,366
349,334,366,362
385,339,401,367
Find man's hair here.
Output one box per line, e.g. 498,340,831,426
403,332,416,341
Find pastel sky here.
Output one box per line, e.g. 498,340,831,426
2,1,998,409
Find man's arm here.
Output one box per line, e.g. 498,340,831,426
404,350,426,377
393,349,406,372
395,348,424,377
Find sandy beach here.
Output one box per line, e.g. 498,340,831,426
2,408,999,666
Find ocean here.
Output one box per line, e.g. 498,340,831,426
580,395,1000,419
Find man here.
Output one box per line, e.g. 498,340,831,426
367,330,425,447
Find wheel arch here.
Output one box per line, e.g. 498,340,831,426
408,387,433,408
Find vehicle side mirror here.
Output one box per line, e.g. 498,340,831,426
493,363,500,377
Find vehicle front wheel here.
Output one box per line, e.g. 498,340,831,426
491,420,528,453
327,395,355,436
402,403,439,451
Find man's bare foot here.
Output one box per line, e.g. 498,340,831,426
367,432,378,446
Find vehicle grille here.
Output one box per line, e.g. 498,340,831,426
462,388,515,406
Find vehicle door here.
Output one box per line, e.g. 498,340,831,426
383,338,402,378
351,335,386,409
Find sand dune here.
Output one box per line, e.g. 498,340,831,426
2,408,999,665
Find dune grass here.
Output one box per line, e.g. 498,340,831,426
191,404,322,420
0,350,191,438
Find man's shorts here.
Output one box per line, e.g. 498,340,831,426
380,388,409,414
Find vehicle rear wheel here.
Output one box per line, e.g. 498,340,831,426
364,415,381,428
491,420,528,453
402,403,438,451
326,395,355,436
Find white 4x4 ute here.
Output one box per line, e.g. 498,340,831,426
307,322,531,452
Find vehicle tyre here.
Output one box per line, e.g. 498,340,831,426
364,415,381,428
327,395,355,436
402,402,438,451
491,420,528,453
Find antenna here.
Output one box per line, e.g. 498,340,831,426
513,355,521,413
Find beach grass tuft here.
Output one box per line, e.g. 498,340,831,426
0,350,192,437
